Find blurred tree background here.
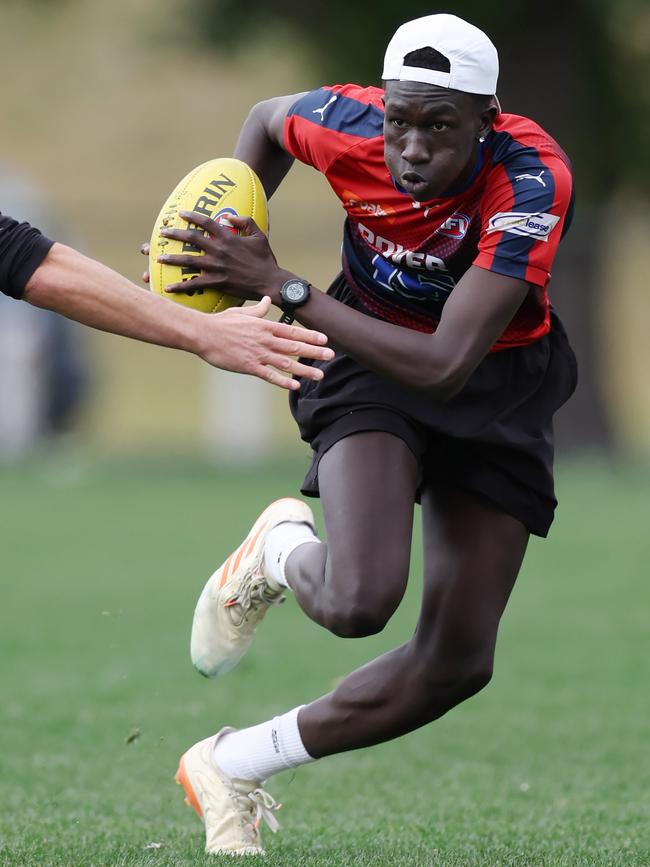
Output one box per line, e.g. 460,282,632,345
195,0,649,197
193,0,650,451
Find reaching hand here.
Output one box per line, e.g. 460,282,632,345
195,295,333,390
25,241,332,391
139,230,331,389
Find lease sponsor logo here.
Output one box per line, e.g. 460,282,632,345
486,211,560,241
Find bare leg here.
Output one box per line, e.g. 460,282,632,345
285,431,419,637
297,485,529,757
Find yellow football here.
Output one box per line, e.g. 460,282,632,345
149,157,268,313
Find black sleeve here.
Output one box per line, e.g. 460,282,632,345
0,211,55,299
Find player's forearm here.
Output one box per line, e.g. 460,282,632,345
234,100,295,199
290,283,463,399
289,266,528,400
24,243,203,354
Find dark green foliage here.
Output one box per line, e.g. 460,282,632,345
195,0,649,197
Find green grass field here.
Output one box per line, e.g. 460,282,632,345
1,456,649,867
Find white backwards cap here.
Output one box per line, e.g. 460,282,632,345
382,13,499,96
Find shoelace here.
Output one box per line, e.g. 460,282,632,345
224,571,284,627
249,788,282,833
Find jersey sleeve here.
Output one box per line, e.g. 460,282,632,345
0,212,54,299
283,84,384,174
474,147,573,287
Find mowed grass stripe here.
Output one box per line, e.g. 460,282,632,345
0,458,648,866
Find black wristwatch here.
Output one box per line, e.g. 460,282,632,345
278,277,311,324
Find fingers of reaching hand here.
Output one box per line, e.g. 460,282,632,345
225,307,332,357
272,322,333,352
297,339,334,361
254,364,301,391
268,335,332,363
264,353,324,381
245,333,324,382
246,332,329,387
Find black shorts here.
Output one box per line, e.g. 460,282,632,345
289,274,578,538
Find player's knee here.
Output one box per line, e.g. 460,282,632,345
418,658,493,708
324,604,388,638
323,558,406,637
454,662,493,699
322,589,400,638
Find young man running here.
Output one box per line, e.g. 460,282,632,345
0,213,332,387
158,14,577,855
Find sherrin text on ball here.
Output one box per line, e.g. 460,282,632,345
149,158,268,313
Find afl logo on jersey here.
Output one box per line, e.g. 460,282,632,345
437,212,470,240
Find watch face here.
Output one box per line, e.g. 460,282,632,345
282,280,309,304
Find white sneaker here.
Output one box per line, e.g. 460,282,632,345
175,729,281,856
191,497,315,678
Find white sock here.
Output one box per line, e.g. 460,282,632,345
263,521,320,589
213,706,315,782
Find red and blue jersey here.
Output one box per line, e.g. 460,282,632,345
284,84,574,350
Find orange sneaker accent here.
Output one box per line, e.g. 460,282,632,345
244,520,269,558
231,535,252,575
218,552,236,589
191,496,315,678
174,732,280,854
218,499,302,590
175,755,202,819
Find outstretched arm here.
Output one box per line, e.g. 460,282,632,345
281,262,528,399
24,242,333,390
